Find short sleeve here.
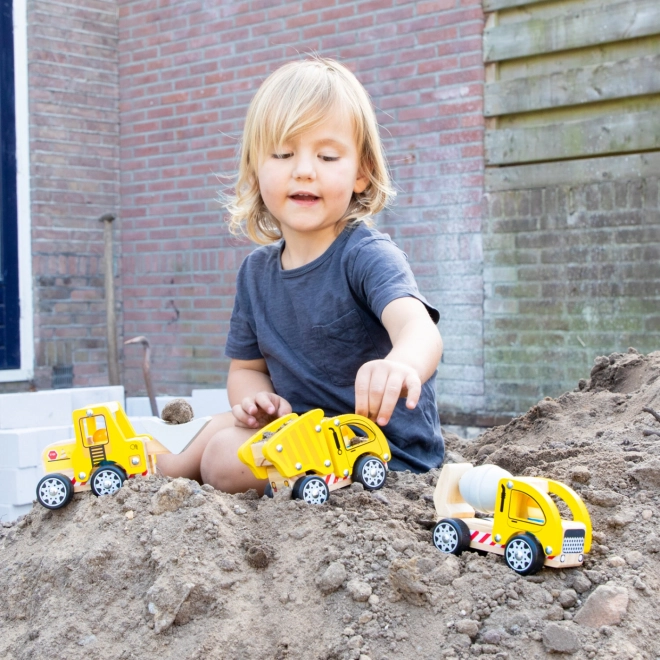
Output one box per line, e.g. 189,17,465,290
348,236,440,324
224,260,263,361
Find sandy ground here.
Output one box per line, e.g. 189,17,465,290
2,349,660,659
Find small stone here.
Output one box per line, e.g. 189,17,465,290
125,510,134,520
627,458,660,489
558,589,578,609
570,574,592,594
569,466,591,484
318,562,347,594
546,604,565,621
585,489,622,508
359,655,372,660
150,478,194,515
480,629,501,645
455,619,479,640
358,612,373,625
349,482,364,491
347,579,372,602
245,545,270,569
624,550,644,569
368,594,380,607
161,399,194,424
573,585,629,628
642,509,653,520
542,623,581,654
606,556,625,567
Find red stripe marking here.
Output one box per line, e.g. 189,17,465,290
478,533,490,544
471,531,479,540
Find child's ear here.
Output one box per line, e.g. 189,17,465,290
354,170,369,194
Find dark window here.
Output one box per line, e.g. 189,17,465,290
0,0,20,369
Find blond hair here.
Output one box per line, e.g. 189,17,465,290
225,57,395,244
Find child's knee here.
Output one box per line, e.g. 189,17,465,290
199,427,256,493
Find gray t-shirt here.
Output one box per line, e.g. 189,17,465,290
225,223,444,472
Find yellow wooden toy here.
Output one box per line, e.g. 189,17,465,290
238,409,391,504
36,401,208,509
431,463,592,575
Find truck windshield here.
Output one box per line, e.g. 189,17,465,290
509,490,546,525
340,424,372,449
80,415,109,447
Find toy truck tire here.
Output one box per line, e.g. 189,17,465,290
353,455,387,490
295,476,329,505
432,518,471,555
504,533,545,576
36,473,75,510
90,465,126,497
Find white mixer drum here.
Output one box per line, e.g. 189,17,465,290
458,464,512,514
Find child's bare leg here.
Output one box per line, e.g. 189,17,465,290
156,412,236,483
200,425,268,494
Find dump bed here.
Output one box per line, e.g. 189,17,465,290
238,409,334,479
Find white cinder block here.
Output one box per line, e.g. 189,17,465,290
0,390,73,429
191,389,230,417
0,426,76,469
0,466,41,505
70,386,124,410
0,503,32,523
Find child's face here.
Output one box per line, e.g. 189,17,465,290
257,112,368,240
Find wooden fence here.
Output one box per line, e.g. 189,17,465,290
483,0,660,190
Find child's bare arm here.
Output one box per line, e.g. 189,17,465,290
355,297,443,426
228,358,292,428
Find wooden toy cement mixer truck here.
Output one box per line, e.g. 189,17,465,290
431,463,592,575
238,408,391,504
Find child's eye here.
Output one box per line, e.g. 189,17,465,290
272,153,292,159
320,155,339,162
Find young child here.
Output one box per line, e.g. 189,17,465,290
157,57,444,492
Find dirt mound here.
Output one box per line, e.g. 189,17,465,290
2,350,660,659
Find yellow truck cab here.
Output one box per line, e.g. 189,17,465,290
238,408,391,504
36,402,167,509
432,463,592,575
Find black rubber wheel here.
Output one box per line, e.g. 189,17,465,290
504,533,545,576
90,465,126,497
36,473,74,510
432,518,471,556
295,476,329,505
352,455,387,490
264,483,274,498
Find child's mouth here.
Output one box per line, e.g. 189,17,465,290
289,194,319,202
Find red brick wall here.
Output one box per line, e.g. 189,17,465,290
28,0,120,388
118,0,486,409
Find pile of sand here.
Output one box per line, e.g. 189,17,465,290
2,349,660,659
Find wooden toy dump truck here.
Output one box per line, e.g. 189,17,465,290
431,463,592,575
36,401,209,510
238,408,391,504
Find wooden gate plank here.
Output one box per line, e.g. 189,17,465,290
486,152,660,191
485,110,660,165
485,54,660,116
484,0,660,62
484,0,552,11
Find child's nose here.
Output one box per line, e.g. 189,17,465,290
292,155,316,180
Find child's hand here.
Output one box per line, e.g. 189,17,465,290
354,359,422,427
232,392,292,429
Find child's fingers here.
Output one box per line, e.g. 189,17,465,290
403,373,422,410
254,391,276,416
354,364,373,418
375,372,405,426
232,403,258,428
275,396,293,416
